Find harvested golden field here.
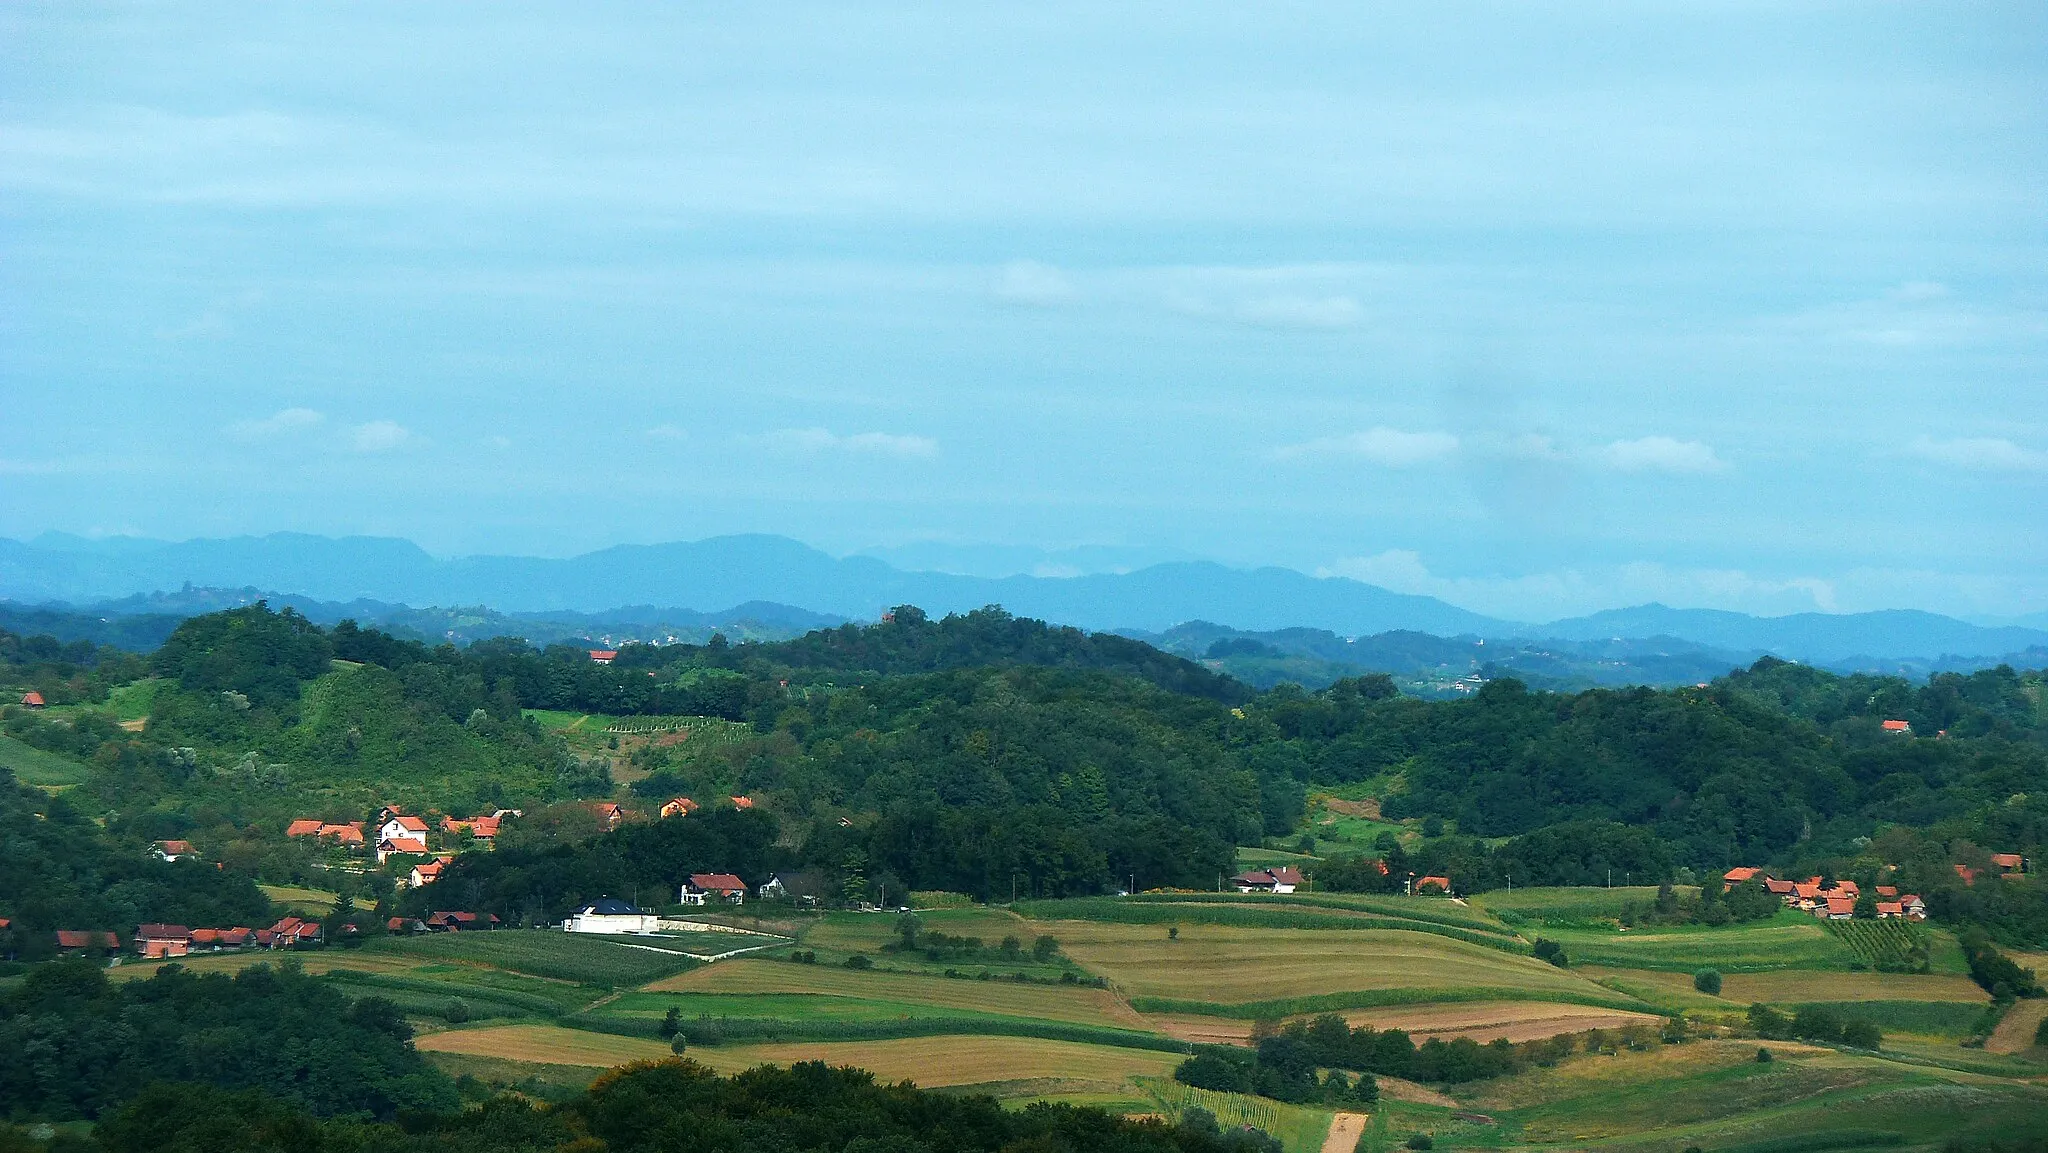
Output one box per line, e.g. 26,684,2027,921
644,958,1143,1028
416,1025,677,1067
1719,970,1988,1005
681,1036,1184,1089
1037,921,1607,1004
1987,999,2048,1055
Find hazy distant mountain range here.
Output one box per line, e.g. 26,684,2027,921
3,531,2045,667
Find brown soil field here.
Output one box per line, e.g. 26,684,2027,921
1320,796,1382,820
1342,1000,1664,1042
417,1025,676,1066
644,957,1145,1028
1320,1112,1369,1153
1039,922,1605,1004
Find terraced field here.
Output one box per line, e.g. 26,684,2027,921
645,958,1141,1028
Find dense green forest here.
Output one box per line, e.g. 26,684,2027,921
4,604,2047,939
0,768,271,948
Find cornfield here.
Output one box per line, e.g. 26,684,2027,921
1826,918,1929,970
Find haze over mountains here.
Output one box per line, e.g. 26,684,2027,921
3,531,2045,668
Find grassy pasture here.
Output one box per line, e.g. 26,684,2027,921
368,930,700,987
259,883,361,915
0,733,92,787
1038,920,1631,1011
1718,969,1989,1006
105,678,162,721
1787,1000,1988,1039
1015,897,1522,953
644,958,1144,1028
1471,885,1670,923
1121,891,1510,934
1533,917,1856,972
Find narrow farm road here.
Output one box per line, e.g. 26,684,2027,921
1321,1112,1368,1153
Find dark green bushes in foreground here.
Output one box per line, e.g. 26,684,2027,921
21,1060,1282,1153
0,960,455,1121
1747,1003,1884,1049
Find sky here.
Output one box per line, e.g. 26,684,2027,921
2,2,2045,622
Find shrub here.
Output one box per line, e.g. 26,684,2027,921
1842,1019,1882,1050
844,953,872,970
669,1034,687,1056
442,998,470,1024
2036,1015,2048,1048
659,1006,681,1039
1532,938,1568,967
1694,968,1723,995
1756,1047,1774,1063
1407,1135,1435,1151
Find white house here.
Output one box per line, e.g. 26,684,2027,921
563,897,659,934
378,814,430,847
680,872,747,906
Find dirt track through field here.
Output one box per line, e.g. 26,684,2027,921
1321,1113,1368,1153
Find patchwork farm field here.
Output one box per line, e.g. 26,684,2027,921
1531,917,1858,971
418,1025,1184,1091
646,958,1142,1027
1035,920,1634,1012
366,929,705,985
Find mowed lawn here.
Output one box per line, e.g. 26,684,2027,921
418,1026,1182,1089
1036,922,1612,1005
645,958,1145,1028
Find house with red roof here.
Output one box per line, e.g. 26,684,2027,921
1954,863,1980,886
409,856,455,888
660,797,699,819
1881,719,1912,735
262,917,323,948
152,839,195,862
286,819,324,838
1232,867,1303,894
425,911,500,931
1414,876,1452,895
729,795,755,811
1722,867,1762,887
588,649,618,664
590,801,624,830
1991,853,2026,875
19,691,45,709
55,930,121,953
1821,896,1856,920
134,924,192,958
681,873,748,905
378,835,428,864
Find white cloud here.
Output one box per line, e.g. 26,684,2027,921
1905,436,2048,473
990,260,1074,307
1231,295,1363,330
755,427,937,458
1597,436,1728,474
349,420,414,453
1275,427,1459,466
225,407,325,442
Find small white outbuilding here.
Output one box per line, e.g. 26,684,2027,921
562,897,658,934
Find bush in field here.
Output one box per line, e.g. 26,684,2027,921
1533,938,1569,967
441,998,469,1024
1841,1019,1882,1050
1694,968,1723,995
2036,1015,2048,1047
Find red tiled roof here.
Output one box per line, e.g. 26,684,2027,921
1723,867,1761,883
1875,885,1898,898
1955,864,1979,885
589,650,619,661
1876,902,1903,916
730,795,755,810
135,923,191,941
1269,867,1304,885
1416,876,1451,891
689,872,746,892
155,840,194,855
1832,880,1859,896
56,930,119,949
322,824,364,844
661,797,699,817
384,836,428,855
1793,882,1824,899
390,815,430,833
1824,896,1856,914
20,691,45,707
1765,878,1797,894
1991,853,2023,869
1881,719,1911,732
286,819,324,837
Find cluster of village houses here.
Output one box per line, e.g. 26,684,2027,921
1230,865,1453,896
1724,854,2026,921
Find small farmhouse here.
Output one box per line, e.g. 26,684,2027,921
564,897,658,934
757,870,828,906
20,691,46,709
1232,867,1302,894
660,797,699,819
409,856,454,888
681,873,747,905
588,649,619,664
1415,875,1452,894
134,924,192,958
151,839,195,862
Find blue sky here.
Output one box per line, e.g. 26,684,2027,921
2,2,2044,621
